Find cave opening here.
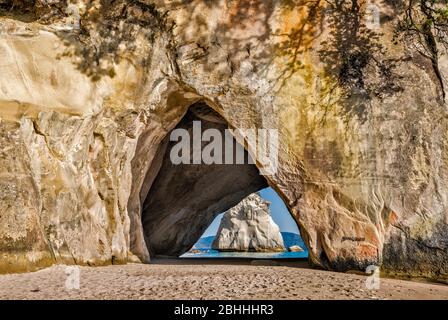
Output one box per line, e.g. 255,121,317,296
181,186,309,260
140,102,307,260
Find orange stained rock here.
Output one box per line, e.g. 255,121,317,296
275,0,324,54
356,243,379,261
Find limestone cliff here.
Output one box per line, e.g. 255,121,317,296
0,0,447,282
212,193,285,252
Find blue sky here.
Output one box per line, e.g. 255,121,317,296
202,187,300,237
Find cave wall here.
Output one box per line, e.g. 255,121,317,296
0,0,447,281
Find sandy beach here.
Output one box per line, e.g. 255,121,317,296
0,259,447,300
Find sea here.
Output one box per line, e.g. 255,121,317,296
180,232,309,259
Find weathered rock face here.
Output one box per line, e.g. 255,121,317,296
212,193,285,252
0,0,447,281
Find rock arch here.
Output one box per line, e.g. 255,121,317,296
127,98,303,261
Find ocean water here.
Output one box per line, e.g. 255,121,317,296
181,232,309,259
181,249,308,259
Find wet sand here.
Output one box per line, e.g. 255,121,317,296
0,259,447,300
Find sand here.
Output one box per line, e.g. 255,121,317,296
0,259,447,300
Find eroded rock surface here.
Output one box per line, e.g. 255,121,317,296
0,0,447,281
212,193,285,252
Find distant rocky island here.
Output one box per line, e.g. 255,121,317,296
190,192,307,254
211,193,285,252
